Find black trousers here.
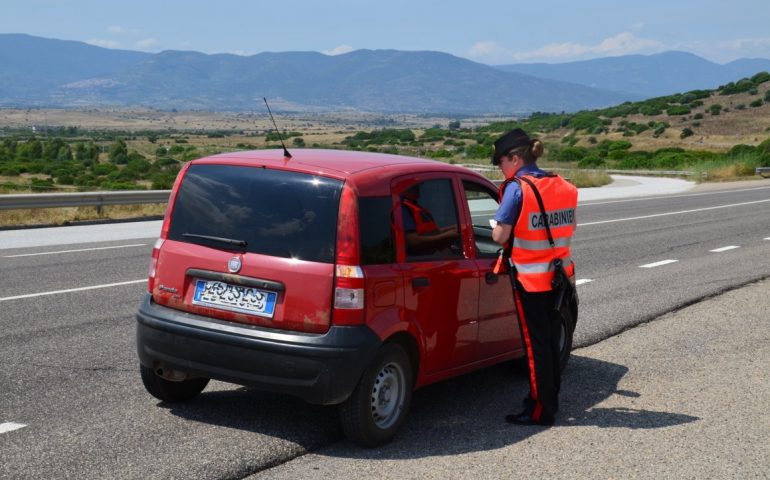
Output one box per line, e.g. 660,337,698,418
513,284,561,421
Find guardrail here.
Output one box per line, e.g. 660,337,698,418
0,190,171,211
756,167,770,178
457,164,705,177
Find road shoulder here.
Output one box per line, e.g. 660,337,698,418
252,278,770,479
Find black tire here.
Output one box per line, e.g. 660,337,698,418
140,365,209,402
339,343,413,447
557,303,576,371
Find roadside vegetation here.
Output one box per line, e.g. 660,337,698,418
1,71,769,225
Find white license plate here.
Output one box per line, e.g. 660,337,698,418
192,279,277,318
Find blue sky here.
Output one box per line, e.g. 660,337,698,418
3,0,770,64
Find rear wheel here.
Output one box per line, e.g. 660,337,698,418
140,365,209,402
339,343,413,447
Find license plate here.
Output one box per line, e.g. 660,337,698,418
192,279,277,318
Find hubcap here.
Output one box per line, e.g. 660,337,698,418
370,361,405,429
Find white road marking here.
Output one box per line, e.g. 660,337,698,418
710,246,740,253
578,199,770,227
639,259,679,269
580,185,770,206
3,243,147,258
0,279,146,303
0,422,27,434
576,279,594,286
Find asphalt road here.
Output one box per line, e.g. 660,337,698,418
1,178,769,479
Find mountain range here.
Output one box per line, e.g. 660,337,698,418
1,34,769,115
495,51,770,98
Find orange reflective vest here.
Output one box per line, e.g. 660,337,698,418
402,199,439,234
509,174,577,292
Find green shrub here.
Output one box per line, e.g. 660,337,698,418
765,91,770,102
757,138,770,154
465,144,493,159
728,144,756,157
578,154,606,168
751,72,770,85
608,140,632,152
92,163,117,176
736,104,746,110
709,104,722,115
720,78,755,95
427,149,452,159
617,151,654,169
750,99,763,108
681,128,694,139
639,105,663,116
555,146,588,162
666,106,691,116
693,113,704,120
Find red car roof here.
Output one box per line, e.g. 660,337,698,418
193,148,492,195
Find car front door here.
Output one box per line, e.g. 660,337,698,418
392,174,479,374
459,177,522,360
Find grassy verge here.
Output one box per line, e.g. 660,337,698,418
0,203,167,227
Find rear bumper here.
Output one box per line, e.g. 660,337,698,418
135,294,381,405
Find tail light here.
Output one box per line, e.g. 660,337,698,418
148,162,190,294
147,238,164,294
332,182,365,325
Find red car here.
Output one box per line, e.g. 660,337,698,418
136,149,577,446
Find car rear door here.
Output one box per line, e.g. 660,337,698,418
391,173,479,373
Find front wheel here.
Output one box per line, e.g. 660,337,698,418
557,302,576,370
140,365,209,402
339,343,413,447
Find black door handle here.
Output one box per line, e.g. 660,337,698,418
485,271,499,284
412,277,430,288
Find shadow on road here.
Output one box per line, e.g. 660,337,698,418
163,354,698,459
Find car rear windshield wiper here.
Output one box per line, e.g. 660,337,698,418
182,233,248,247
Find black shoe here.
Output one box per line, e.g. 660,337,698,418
504,412,554,426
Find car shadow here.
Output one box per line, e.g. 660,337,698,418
162,354,698,458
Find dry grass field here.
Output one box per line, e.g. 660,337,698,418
2,79,770,227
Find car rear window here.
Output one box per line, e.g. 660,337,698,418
168,164,343,263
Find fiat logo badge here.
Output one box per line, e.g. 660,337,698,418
227,256,242,273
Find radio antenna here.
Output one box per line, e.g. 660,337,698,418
263,97,292,158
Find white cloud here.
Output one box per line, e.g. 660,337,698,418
717,37,770,52
87,39,122,49
323,44,354,56
468,41,511,60
512,32,664,62
468,32,666,64
108,25,125,34
135,38,159,49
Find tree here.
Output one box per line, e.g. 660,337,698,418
109,139,129,164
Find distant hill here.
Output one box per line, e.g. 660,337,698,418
496,51,770,98
0,34,632,114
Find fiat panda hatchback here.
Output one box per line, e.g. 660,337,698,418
136,149,577,446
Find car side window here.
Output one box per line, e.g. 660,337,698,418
359,196,396,265
462,180,500,258
400,179,462,261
